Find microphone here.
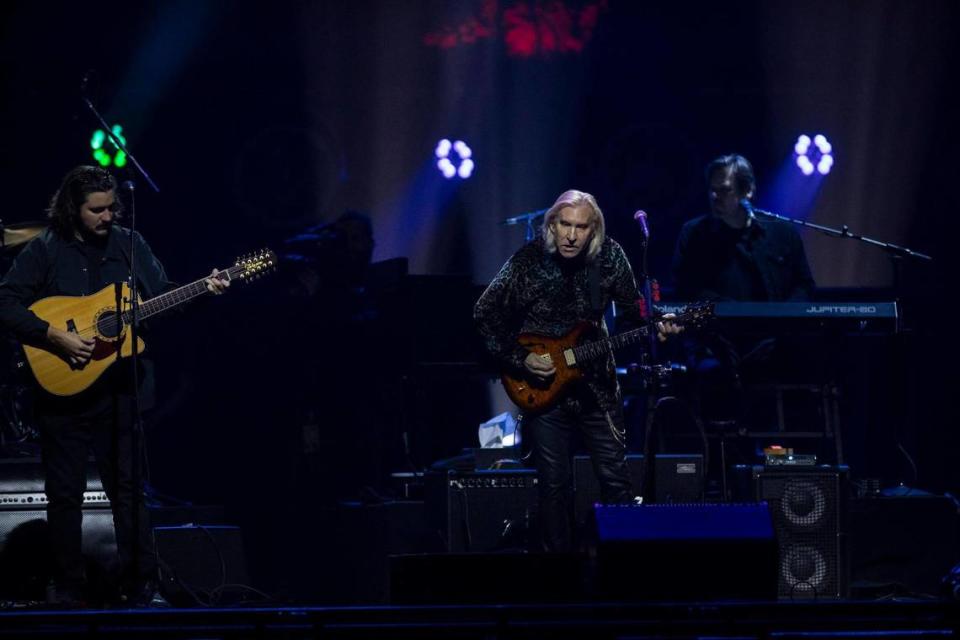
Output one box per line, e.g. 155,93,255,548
501,207,548,226
121,180,135,192
633,209,649,238
739,198,757,222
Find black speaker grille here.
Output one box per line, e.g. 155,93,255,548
758,468,847,599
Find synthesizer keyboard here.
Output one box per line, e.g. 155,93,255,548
654,301,899,334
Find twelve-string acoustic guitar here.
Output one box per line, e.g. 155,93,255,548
21,249,276,396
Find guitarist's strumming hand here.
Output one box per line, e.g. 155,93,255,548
46,326,95,368
524,352,556,380
204,269,230,295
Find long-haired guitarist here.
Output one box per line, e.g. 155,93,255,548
0,166,228,606
474,189,678,552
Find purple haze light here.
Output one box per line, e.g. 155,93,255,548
435,138,474,179
795,133,832,176
817,155,833,175
437,157,456,179
796,154,816,176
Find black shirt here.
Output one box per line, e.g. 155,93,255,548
672,214,815,301
0,225,174,401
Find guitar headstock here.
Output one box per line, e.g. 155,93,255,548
234,248,277,282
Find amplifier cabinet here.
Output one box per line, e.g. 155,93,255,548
425,469,538,552
155,525,249,607
0,505,116,600
0,458,116,600
574,454,703,528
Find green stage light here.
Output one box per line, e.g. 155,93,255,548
90,124,127,168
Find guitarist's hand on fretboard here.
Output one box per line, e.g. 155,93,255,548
524,352,555,380
655,312,684,342
204,269,231,295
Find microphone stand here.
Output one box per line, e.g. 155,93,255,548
81,85,161,599
750,205,933,497
636,229,658,363
500,208,548,243
750,206,931,261
498,207,547,458
634,222,663,502
749,206,932,306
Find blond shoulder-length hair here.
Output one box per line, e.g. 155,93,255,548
541,189,606,261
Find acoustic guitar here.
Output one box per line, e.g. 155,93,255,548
21,249,276,396
500,303,713,413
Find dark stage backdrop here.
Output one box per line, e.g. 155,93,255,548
1,0,957,598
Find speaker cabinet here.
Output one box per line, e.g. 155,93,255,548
425,469,538,552
591,503,778,600
154,525,250,606
0,505,117,600
0,458,116,600
750,465,849,599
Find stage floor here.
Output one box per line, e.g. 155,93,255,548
1,599,957,639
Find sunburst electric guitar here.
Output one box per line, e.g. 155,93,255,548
501,303,713,413
22,249,276,396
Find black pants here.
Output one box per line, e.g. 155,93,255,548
37,391,155,592
528,395,633,553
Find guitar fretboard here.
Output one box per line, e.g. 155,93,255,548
122,264,242,324
566,305,709,364
570,325,651,363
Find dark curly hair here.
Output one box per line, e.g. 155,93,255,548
46,165,122,238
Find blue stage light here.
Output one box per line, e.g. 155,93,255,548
435,138,474,180
794,133,832,176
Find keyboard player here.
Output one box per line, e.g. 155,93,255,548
671,153,815,427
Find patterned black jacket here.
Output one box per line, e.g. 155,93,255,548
474,236,643,412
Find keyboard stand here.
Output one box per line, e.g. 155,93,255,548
743,382,844,466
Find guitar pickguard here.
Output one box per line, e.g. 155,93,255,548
91,334,125,362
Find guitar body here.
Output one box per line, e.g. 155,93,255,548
499,303,712,415
22,282,145,397
501,322,595,414
17,248,276,397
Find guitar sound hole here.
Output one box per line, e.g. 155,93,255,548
95,311,123,339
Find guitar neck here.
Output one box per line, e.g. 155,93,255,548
571,325,651,363
127,265,239,322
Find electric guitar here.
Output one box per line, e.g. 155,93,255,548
21,249,276,396
500,303,713,413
